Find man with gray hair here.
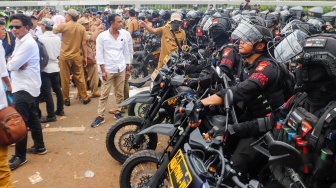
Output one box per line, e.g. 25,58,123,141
39,18,63,122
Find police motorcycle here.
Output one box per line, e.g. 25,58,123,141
119,86,306,188
106,52,214,163
129,33,161,87
124,43,206,118
119,89,238,188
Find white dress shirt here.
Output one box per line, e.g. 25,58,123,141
96,30,130,74
0,41,9,78
119,29,133,60
7,33,41,97
38,31,61,73
30,26,43,37
0,41,8,110
115,8,123,16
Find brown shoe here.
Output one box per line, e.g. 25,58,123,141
109,108,125,114
109,109,117,114
90,92,101,98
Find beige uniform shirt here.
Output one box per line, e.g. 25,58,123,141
53,21,86,59
156,22,186,68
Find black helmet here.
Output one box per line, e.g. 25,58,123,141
159,10,171,21
186,10,198,19
266,16,278,28
299,34,336,82
307,7,323,19
138,12,146,21
209,17,232,41
152,11,159,18
249,16,266,26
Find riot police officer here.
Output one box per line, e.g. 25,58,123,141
208,17,241,80
273,34,336,188
189,20,290,178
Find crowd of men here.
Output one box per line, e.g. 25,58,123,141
0,2,336,187
0,4,157,183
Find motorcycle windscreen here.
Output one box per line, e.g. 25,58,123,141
274,30,308,62
231,21,263,44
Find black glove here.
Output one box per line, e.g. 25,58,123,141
184,78,198,89
207,125,226,138
188,100,203,124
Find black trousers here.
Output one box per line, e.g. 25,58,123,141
13,91,45,158
40,72,64,117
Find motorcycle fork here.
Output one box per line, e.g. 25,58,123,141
147,125,193,188
132,86,171,148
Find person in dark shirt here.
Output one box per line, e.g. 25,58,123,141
240,0,252,11
189,20,286,180
101,11,110,30
0,12,15,59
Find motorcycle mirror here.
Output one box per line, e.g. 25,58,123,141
224,89,233,110
268,141,303,169
216,66,223,79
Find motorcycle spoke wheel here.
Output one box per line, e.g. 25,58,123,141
115,125,151,156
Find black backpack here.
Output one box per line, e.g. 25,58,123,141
258,56,296,102
35,37,49,71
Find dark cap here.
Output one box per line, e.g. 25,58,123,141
30,15,38,20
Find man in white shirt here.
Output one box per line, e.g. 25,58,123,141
91,14,130,127
22,7,30,16
104,4,112,14
0,20,14,188
108,28,133,114
7,13,47,171
115,5,123,16
29,15,42,37
0,20,12,96
38,18,64,122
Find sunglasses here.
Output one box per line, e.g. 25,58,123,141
9,25,22,29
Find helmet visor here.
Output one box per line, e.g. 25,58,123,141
274,30,308,62
231,21,263,44
202,17,213,31
280,19,302,35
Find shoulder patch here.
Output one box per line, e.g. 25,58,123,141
222,48,232,57
256,61,270,72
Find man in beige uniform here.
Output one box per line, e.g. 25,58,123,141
77,17,105,98
53,9,90,106
127,9,140,51
139,12,187,69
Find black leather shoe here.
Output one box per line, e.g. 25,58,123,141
55,110,65,116
64,100,70,106
9,156,27,170
83,98,91,105
40,116,57,123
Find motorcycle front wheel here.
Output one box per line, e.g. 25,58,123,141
127,90,151,118
105,116,158,163
120,150,170,188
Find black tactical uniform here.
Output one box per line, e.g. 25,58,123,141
213,22,287,176
271,34,336,188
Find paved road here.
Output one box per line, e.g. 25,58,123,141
9,84,152,188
